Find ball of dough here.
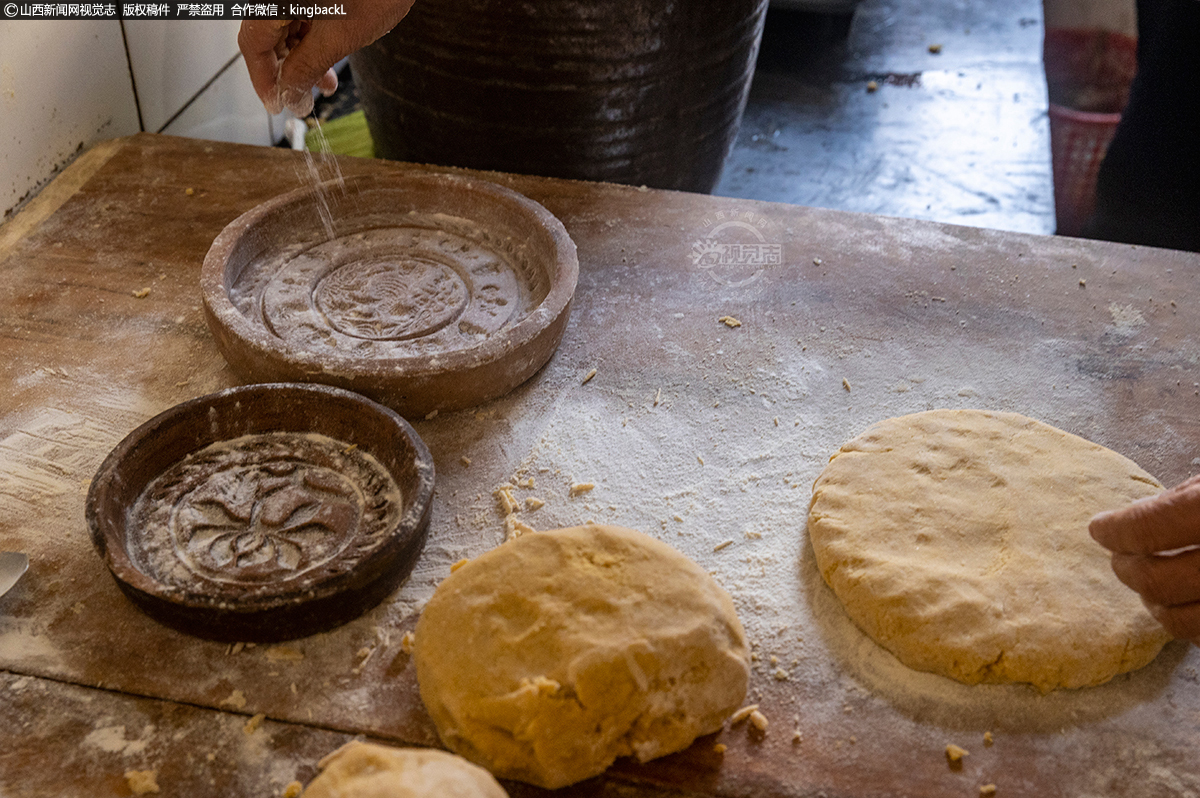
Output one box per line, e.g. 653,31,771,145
808,409,1172,692
302,741,508,798
414,525,749,789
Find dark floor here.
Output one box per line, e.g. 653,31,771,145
716,0,1055,235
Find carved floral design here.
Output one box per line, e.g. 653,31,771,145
172,461,359,582
314,258,468,341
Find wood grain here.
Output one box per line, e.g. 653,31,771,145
1,133,1197,797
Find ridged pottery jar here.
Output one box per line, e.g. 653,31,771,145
349,0,768,193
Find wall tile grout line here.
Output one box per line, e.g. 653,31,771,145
156,52,244,135
117,20,146,133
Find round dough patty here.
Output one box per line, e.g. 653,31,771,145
303,742,508,798
808,409,1171,691
414,525,749,789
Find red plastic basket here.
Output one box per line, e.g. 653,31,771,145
1043,29,1137,237
1047,103,1122,237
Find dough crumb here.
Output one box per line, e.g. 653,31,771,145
581,368,597,385
719,316,742,328
220,690,247,710
282,781,303,798
525,497,545,511
713,539,733,552
400,631,416,654
928,42,943,53
945,744,969,767
265,645,304,663
842,377,851,392
713,743,727,754
451,558,470,573
791,731,803,744
773,668,789,681
980,785,997,797
866,80,879,92
494,486,520,516
505,515,535,541
244,713,266,735
460,456,472,467
984,731,994,747
425,409,439,420
185,187,195,196
124,770,159,794
132,287,151,299
569,482,595,497
654,388,662,406
730,704,759,724
749,710,769,732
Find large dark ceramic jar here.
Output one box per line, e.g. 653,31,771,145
349,0,768,193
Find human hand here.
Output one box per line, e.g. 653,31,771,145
239,0,415,116
1090,474,1200,644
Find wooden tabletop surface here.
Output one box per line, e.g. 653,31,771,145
1,133,1197,798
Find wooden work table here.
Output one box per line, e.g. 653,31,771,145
1,133,1197,797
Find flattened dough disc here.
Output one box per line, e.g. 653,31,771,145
808,409,1171,691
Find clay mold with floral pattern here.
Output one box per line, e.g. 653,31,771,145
201,171,579,419
86,383,434,641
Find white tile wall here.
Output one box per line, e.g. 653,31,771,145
1,19,287,225
0,20,141,220
123,20,242,133
161,54,274,146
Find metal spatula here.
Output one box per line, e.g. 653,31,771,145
0,552,28,598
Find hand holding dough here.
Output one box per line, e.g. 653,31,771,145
808,410,1171,691
1091,474,1200,644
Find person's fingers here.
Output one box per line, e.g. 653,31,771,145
1143,598,1200,644
275,25,358,108
1090,476,1200,554
279,85,316,118
1111,548,1200,607
242,2,418,116
317,67,339,97
238,20,291,113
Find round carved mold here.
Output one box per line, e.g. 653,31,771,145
201,171,579,418
86,383,435,642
